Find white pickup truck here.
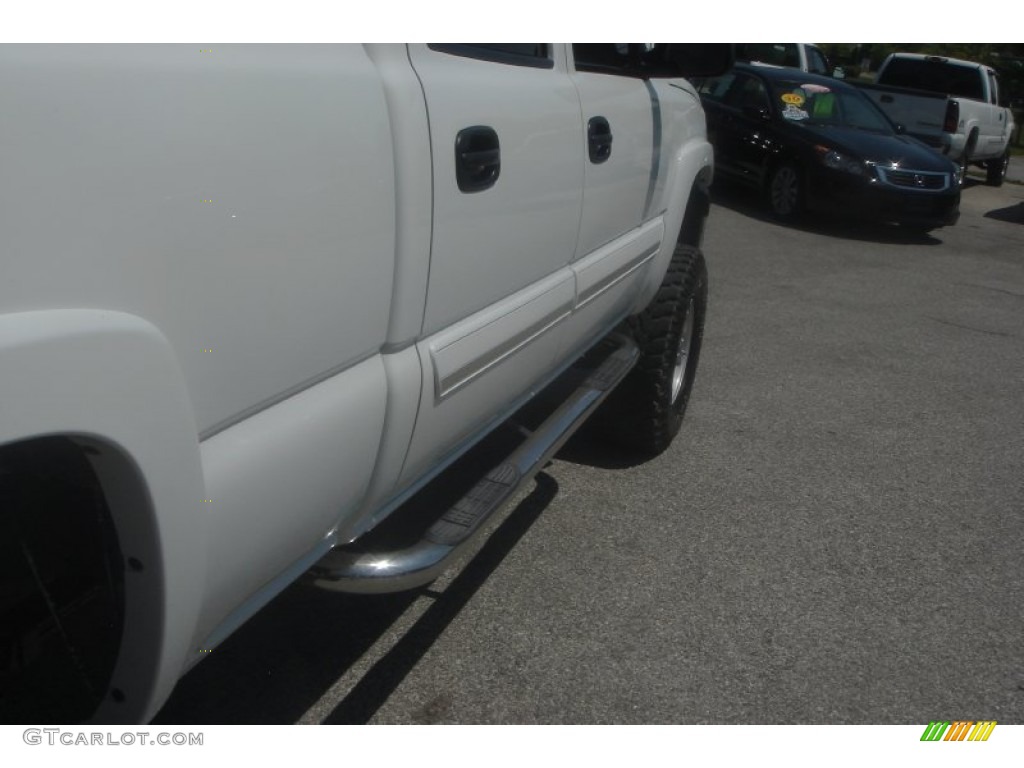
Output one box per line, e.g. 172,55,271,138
859,53,1015,186
0,43,729,723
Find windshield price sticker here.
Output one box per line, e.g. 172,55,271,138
781,93,804,106
782,104,809,121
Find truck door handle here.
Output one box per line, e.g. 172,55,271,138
880,94,894,104
588,116,613,164
455,126,500,192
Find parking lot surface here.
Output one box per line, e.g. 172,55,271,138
156,174,1024,725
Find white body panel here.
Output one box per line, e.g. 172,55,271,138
407,45,584,337
0,44,396,435
571,70,655,258
0,44,717,723
192,355,387,655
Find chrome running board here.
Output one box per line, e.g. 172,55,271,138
309,334,638,594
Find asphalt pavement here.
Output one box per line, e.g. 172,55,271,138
155,174,1024,725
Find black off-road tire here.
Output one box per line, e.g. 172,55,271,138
598,243,708,456
986,150,1009,187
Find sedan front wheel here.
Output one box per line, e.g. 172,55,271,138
768,163,802,219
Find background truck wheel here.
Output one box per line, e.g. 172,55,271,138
598,243,707,456
986,150,1009,187
768,162,803,220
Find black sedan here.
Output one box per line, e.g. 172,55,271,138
695,64,961,230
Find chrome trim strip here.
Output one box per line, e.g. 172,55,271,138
434,302,572,401
577,243,659,309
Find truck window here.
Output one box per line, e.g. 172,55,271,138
572,43,633,73
879,58,984,101
695,73,738,103
428,44,553,69
988,71,1001,105
806,46,829,75
736,43,800,68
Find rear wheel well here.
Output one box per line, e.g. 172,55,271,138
678,171,712,249
0,436,125,722
963,128,979,166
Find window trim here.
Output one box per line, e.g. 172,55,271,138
571,44,644,78
806,46,829,76
428,44,554,70
987,71,1000,105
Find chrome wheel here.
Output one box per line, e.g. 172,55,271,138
671,297,695,404
770,164,800,217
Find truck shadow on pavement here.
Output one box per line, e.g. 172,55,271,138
318,473,559,724
554,423,653,470
153,473,559,725
984,201,1024,225
710,184,946,246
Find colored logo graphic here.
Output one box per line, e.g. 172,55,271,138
920,721,996,742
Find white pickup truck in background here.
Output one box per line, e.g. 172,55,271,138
734,43,832,76
858,53,1015,186
0,43,730,724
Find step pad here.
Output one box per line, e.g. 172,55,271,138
425,463,520,546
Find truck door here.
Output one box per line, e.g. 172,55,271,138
563,44,661,356
399,44,584,487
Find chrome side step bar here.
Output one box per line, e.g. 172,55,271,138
309,334,638,594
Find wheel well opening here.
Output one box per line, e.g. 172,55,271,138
678,173,712,248
0,436,125,723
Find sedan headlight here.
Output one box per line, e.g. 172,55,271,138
814,145,865,176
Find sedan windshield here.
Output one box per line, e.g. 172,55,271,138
770,80,893,134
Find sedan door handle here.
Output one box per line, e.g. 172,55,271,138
455,126,500,193
588,116,613,164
